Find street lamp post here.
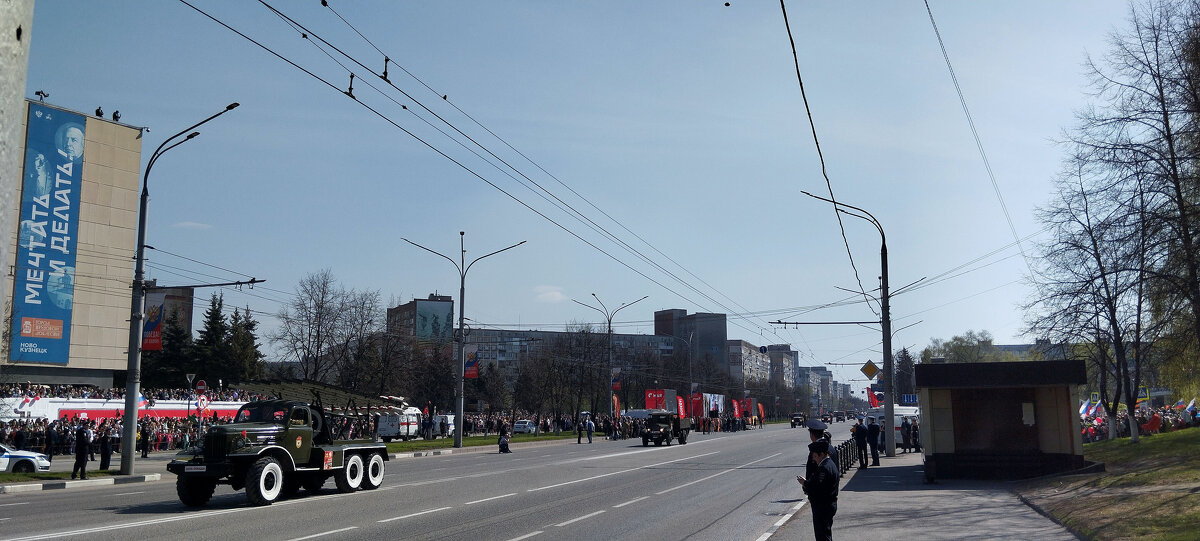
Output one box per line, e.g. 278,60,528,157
801,191,895,458
574,294,647,423
403,232,525,448
120,102,239,475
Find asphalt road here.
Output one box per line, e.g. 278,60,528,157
0,423,819,541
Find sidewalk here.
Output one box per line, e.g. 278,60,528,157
773,450,1079,540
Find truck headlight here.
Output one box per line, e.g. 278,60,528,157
233,436,250,450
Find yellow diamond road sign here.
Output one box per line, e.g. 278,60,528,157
861,360,880,380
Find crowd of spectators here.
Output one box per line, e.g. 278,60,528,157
2,383,267,403
1081,404,1199,442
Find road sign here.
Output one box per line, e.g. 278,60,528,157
197,395,210,411
861,360,879,380
196,380,207,394
1090,391,1100,404
186,373,196,386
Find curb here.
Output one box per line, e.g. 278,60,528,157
0,473,161,494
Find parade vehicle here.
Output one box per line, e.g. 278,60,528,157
790,412,807,428
167,399,388,507
641,409,691,446
376,406,422,442
821,413,833,424
833,411,846,422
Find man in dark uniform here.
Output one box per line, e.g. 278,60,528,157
851,416,868,469
867,416,881,466
798,439,839,541
71,423,90,480
99,424,112,470
806,419,839,477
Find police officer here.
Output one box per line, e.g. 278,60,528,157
851,416,869,469
798,439,839,541
867,416,881,466
71,422,90,480
805,419,839,477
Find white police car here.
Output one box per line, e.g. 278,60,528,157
1,443,52,473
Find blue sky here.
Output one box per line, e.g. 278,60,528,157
25,1,1129,385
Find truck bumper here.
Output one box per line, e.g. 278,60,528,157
167,459,232,479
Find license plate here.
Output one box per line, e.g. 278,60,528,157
184,465,206,473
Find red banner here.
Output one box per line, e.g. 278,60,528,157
464,345,479,379
690,393,703,418
758,402,765,419
676,396,686,416
732,399,742,418
613,394,621,416
646,389,665,409
742,399,751,417
867,387,880,408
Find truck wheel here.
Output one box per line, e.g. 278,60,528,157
176,476,216,507
301,474,325,493
363,452,385,490
335,453,364,493
382,437,392,443
642,437,649,447
246,456,284,506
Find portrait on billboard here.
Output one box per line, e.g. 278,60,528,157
415,300,453,342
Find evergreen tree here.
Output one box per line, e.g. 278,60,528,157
196,293,232,383
143,312,196,388
230,306,265,382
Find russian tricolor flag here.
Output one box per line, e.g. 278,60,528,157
1174,399,1187,410
1079,399,1091,416
1187,399,1196,414
137,393,149,409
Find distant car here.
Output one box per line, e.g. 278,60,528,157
790,413,807,428
821,413,833,424
513,420,536,434
834,411,846,422
0,443,51,473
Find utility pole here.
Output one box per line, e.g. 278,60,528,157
121,102,238,475
403,232,524,448
574,294,648,422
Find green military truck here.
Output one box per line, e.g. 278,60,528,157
167,399,388,507
641,409,691,446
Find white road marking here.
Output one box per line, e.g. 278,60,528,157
757,501,807,541
612,496,648,508
529,452,718,492
554,510,605,527
655,453,781,495
464,493,516,505
286,526,358,541
0,518,10,521
0,503,29,507
377,506,453,523
505,531,543,541
113,492,144,497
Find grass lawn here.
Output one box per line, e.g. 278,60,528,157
1015,428,1200,540
0,468,119,483
384,431,578,453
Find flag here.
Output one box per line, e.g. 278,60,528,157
1187,398,1196,413
1079,399,1091,416
137,393,149,409
867,387,880,408
1174,399,1187,410
1088,400,1102,417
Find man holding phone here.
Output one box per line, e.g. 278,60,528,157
797,439,839,541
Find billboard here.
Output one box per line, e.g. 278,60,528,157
10,103,85,364
415,299,454,342
464,343,479,378
142,291,166,351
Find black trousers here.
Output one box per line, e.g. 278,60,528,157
855,441,868,466
72,456,88,479
810,502,836,541
868,442,879,465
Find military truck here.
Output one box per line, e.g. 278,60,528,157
167,399,389,507
641,409,691,446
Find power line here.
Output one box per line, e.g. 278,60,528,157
923,0,1033,276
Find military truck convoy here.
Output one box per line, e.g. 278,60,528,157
641,410,691,446
167,399,388,507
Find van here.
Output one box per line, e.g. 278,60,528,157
865,406,919,446
376,406,422,442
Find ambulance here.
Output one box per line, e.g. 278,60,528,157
376,406,423,442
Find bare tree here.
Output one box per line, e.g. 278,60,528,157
269,269,346,383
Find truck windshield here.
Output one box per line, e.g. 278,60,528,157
235,404,288,423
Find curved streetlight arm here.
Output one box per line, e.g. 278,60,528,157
800,190,886,244
145,102,238,167
836,208,885,241
465,240,527,274
611,295,648,318
143,132,199,188
401,237,462,274
590,293,609,316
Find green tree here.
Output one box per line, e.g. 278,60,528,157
229,306,265,382
142,312,196,389
894,347,916,397
196,293,232,383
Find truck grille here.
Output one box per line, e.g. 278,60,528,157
203,432,227,460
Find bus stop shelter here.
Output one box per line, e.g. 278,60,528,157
915,360,1087,481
